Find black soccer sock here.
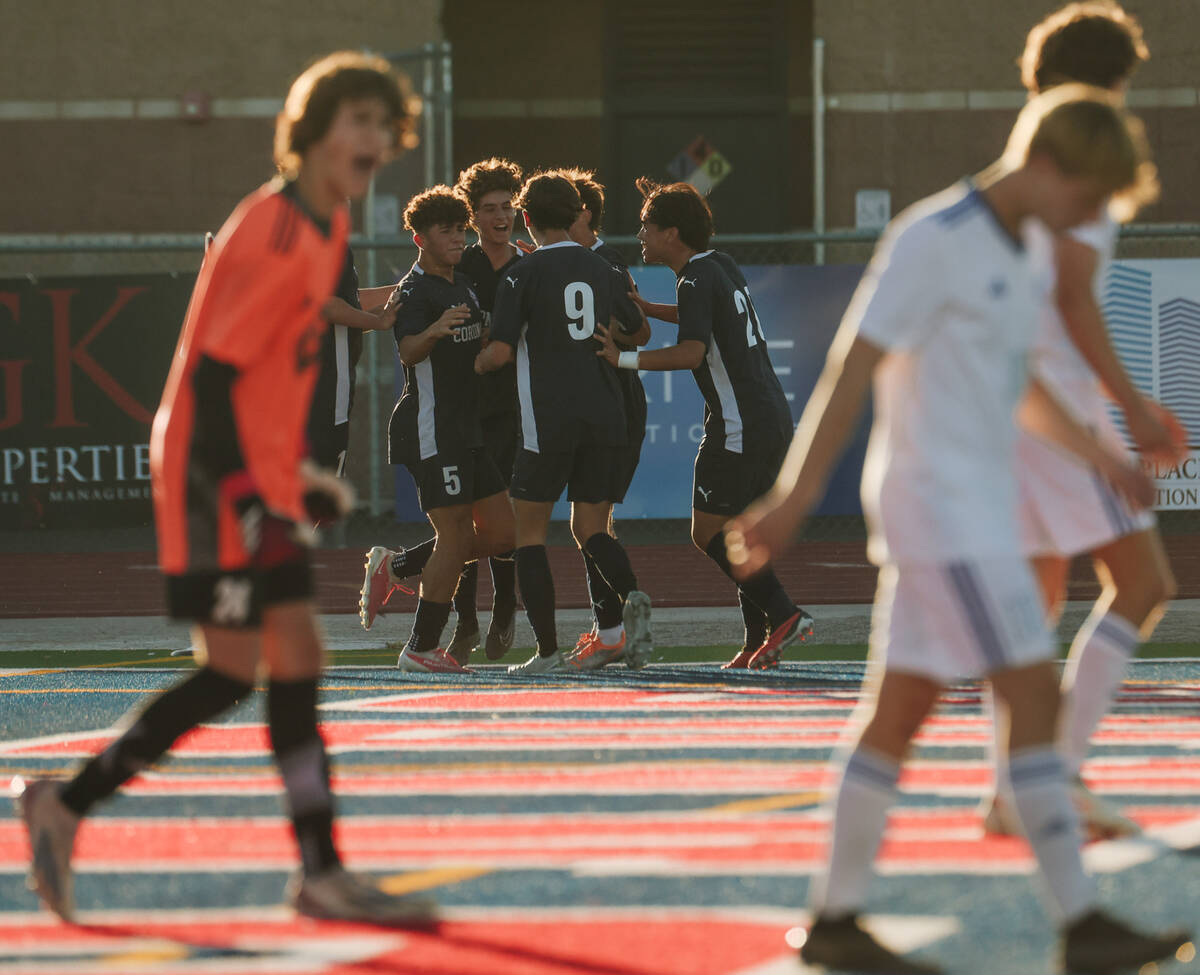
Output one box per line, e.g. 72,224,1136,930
60,667,253,816
582,548,623,630
390,538,435,580
516,544,558,655
267,677,341,877
406,598,452,653
583,533,639,604
452,561,479,628
488,551,517,618
739,589,769,651
704,533,795,627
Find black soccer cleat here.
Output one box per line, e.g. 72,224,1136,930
1061,908,1191,974
799,914,943,974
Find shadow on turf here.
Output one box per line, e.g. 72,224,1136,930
322,662,867,690
75,920,660,975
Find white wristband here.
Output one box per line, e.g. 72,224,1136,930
618,350,640,370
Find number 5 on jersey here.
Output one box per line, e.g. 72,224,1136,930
442,465,461,496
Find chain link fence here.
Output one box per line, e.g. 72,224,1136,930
3,226,1198,544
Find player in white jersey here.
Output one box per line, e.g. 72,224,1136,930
726,88,1188,974
982,1,1190,842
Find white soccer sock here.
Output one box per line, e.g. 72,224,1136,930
1060,610,1139,778
1003,746,1096,922
810,746,899,917
598,624,624,645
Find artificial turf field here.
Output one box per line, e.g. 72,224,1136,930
1,650,1197,974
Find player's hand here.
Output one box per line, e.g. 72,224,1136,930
594,322,619,366
299,459,355,525
725,494,807,580
628,287,653,316
374,302,399,332
1095,452,1156,511
428,303,471,339
515,238,536,254
220,472,310,566
1127,397,1188,465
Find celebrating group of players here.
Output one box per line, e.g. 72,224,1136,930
354,160,813,678
12,3,1198,969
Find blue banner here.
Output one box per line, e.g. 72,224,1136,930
394,263,870,521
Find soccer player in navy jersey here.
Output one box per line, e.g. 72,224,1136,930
475,172,652,675
375,186,515,673
307,245,397,477
600,178,813,670
552,168,653,669
359,159,523,664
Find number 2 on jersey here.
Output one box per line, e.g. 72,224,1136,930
564,282,595,340
734,289,762,348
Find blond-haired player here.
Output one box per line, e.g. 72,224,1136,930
727,88,1188,974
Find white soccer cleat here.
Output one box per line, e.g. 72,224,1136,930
358,546,411,631
507,649,566,675
288,867,438,926
622,590,653,670
396,647,473,675
12,776,80,922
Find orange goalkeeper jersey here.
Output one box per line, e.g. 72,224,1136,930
150,181,349,573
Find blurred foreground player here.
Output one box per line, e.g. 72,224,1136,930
726,88,1190,973
982,0,1188,842
12,52,435,926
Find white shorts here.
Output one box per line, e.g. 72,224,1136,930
870,557,1055,683
1017,409,1155,559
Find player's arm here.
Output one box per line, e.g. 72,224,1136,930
396,303,471,366
1055,235,1186,463
726,328,881,577
475,263,521,373
358,284,398,312
323,295,395,331
1019,373,1154,509
614,269,652,346
629,278,679,324
595,324,705,370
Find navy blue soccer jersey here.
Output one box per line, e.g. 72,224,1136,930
389,263,486,461
459,242,521,419
489,240,638,453
676,250,792,454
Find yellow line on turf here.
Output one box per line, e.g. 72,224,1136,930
378,865,493,895
702,791,825,816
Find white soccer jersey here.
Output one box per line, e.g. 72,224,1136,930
1025,212,1118,414
850,182,1041,565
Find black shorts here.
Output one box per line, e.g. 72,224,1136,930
510,445,627,504
692,438,788,516
480,410,518,488
613,380,647,504
309,421,350,476
405,446,506,511
164,555,313,629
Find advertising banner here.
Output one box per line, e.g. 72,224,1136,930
0,275,193,530
1103,260,1200,509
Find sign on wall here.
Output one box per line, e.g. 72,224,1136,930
0,275,191,529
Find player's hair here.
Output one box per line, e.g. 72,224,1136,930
1021,2,1147,93
1004,84,1158,220
455,157,524,215
275,51,418,179
403,185,470,234
635,177,713,252
555,167,606,232
517,172,583,231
